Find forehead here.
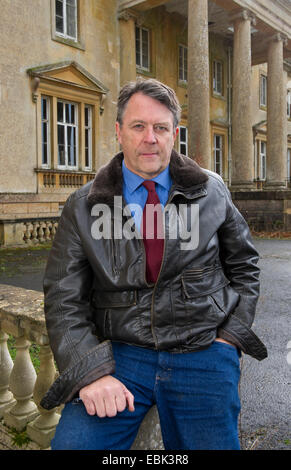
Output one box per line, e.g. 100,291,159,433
123,92,174,124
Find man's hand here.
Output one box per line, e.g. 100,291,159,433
79,375,135,418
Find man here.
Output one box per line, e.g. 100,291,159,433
40,78,267,450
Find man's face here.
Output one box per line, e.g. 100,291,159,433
116,92,178,179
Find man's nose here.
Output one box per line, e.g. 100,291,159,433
144,126,157,143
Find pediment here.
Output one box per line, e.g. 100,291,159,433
253,120,267,134
27,61,108,95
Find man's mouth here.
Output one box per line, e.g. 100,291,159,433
139,152,158,156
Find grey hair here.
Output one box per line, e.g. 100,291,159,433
116,78,181,129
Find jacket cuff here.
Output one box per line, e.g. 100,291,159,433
40,340,115,410
217,314,267,361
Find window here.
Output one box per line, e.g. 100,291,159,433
259,141,266,180
288,148,290,181
57,100,78,169
179,126,188,156
135,26,150,71
55,0,77,41
287,91,291,118
41,96,50,167
28,61,107,179
260,75,267,108
213,60,223,96
179,45,187,83
84,105,92,170
213,134,223,176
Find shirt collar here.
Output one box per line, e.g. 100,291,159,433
122,159,172,194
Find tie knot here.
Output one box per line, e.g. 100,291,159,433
142,180,156,192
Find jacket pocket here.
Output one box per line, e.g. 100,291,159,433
181,265,230,299
179,265,240,328
91,290,138,340
92,289,137,309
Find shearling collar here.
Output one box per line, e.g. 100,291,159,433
87,149,208,207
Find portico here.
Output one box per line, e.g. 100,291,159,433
118,0,291,229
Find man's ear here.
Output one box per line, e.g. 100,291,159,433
173,127,179,141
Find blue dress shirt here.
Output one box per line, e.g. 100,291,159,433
122,160,172,233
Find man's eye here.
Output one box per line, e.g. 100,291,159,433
133,124,144,130
155,126,168,132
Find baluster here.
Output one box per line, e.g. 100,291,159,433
4,336,38,430
44,221,51,242
27,343,61,448
31,222,39,244
38,222,45,243
51,222,57,240
23,222,32,245
0,330,15,417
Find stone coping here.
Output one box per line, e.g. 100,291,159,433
0,285,47,344
231,189,291,200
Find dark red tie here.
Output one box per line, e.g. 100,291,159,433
142,181,164,283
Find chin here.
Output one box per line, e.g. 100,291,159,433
140,165,161,178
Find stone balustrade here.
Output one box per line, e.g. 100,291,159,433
23,219,59,245
0,284,164,450
0,218,59,247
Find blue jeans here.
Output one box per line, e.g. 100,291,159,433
51,341,241,450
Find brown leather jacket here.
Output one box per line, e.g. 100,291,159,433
40,151,267,410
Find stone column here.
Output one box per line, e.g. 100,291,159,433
119,11,137,86
266,34,288,189
231,10,256,189
187,0,211,169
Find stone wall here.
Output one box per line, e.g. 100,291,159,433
232,190,291,231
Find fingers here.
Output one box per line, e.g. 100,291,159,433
79,375,135,418
124,389,135,412
115,391,127,413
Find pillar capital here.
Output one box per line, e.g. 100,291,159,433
118,8,138,21
267,32,288,46
230,9,256,26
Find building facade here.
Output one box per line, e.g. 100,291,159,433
1,0,291,245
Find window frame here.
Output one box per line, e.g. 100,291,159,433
84,104,93,171
259,140,267,180
212,60,223,96
41,96,51,169
51,0,84,50
178,44,188,85
56,99,78,170
178,125,188,156
260,74,267,109
30,62,107,178
135,25,150,72
213,134,223,176
55,0,78,42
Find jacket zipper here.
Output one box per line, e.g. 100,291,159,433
146,186,207,349
111,238,118,276
149,190,191,348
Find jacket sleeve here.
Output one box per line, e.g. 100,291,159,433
40,193,115,410
217,186,267,361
